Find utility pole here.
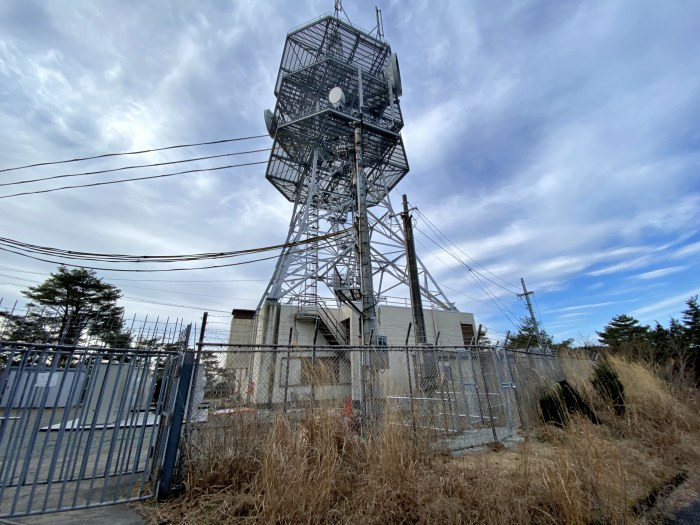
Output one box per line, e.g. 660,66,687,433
400,194,427,345
400,194,437,392
518,278,545,351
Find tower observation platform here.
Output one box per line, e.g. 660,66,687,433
265,14,409,209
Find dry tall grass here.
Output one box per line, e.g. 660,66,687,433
144,357,700,525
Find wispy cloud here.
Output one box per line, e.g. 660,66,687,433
631,289,699,319
631,266,689,280
673,242,700,259
548,301,628,314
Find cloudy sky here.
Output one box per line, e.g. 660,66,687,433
1,0,699,344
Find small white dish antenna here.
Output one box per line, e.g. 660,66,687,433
329,86,346,109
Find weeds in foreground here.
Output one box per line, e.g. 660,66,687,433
144,358,700,525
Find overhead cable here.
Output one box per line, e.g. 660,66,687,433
0,272,250,314
410,233,521,326
0,249,278,273
0,148,270,188
414,222,523,324
0,272,256,301
0,265,267,283
415,209,520,294
413,224,521,330
0,231,350,273
0,229,351,263
0,133,269,173
0,160,269,199
120,297,230,314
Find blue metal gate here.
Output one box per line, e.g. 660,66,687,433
0,342,184,518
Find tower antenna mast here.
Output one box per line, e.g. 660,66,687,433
259,11,456,339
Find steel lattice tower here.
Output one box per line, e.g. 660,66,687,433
261,13,454,344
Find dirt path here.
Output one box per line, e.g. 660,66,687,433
658,471,700,524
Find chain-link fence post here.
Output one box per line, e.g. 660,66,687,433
475,347,498,442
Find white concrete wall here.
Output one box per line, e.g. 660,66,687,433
226,302,477,406
375,305,476,346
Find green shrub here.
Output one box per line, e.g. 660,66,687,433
591,360,626,415
539,385,569,426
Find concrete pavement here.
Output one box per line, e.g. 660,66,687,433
9,503,147,525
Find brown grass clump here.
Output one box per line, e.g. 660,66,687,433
143,358,700,525
609,357,700,466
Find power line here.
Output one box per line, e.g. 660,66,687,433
0,232,349,273
413,222,522,322
0,247,277,273
0,273,256,301
0,266,50,276
116,284,256,301
0,133,269,173
0,273,36,284
120,296,230,314
435,281,508,310
0,148,270,188
0,265,267,283
410,234,520,324
0,274,248,315
468,269,522,329
414,209,520,293
532,291,548,336
413,225,521,330
0,229,350,263
113,278,267,283
0,160,268,199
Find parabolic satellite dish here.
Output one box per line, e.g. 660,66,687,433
328,86,346,109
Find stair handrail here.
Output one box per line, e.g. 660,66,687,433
317,302,347,345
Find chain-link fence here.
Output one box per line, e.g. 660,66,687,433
185,343,595,453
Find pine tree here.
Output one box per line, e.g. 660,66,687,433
200,350,223,397
506,317,553,350
18,266,125,345
597,314,649,348
681,296,700,383
648,321,670,362
682,296,700,349
476,325,492,346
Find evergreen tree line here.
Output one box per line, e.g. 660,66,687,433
596,296,700,384
506,296,700,385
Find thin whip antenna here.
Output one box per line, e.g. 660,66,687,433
376,7,384,40
333,0,352,24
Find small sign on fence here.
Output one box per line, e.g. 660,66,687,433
34,373,57,388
